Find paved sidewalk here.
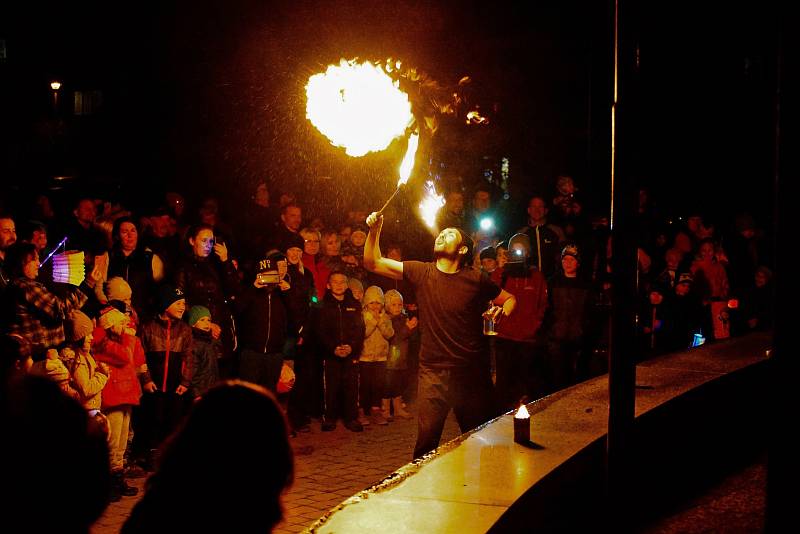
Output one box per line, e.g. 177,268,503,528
91,407,461,534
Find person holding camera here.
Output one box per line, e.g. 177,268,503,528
235,253,290,394
174,224,240,377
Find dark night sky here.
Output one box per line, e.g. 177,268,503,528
0,0,779,230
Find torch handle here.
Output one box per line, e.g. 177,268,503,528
376,186,402,216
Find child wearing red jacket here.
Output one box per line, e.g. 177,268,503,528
93,306,152,501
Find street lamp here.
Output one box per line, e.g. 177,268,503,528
50,81,61,111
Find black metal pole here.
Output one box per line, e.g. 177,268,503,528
766,5,797,531
607,0,640,528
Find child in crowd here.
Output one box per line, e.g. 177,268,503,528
384,289,415,419
341,224,369,283
60,310,110,413
359,286,394,425
186,305,221,399
93,305,148,501
318,272,365,432
137,285,194,469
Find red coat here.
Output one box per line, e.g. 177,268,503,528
93,327,145,408
495,268,548,342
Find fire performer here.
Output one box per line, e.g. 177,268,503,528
365,212,516,459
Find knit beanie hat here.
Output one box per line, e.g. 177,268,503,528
157,285,185,313
186,305,211,327
561,243,580,262
105,277,132,303
364,285,385,306
285,233,305,253
98,307,129,331
384,289,403,307
479,246,497,261
348,278,364,294
65,310,94,342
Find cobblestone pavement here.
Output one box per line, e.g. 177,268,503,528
91,406,460,534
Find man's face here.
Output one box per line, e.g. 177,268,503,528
286,247,303,265
323,234,340,256
119,222,138,251
665,250,681,270
446,193,464,215
23,252,40,280
166,299,186,320
74,200,96,225
190,229,215,258
434,228,463,257
649,291,664,305
675,282,690,296
150,215,171,238
282,206,302,232
31,229,47,252
496,247,508,267
473,191,490,212
350,230,367,247
302,232,320,255
0,218,17,251
328,274,348,298
527,198,547,223
561,255,579,276
255,183,270,207
755,271,768,288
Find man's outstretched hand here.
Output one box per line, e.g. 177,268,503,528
366,212,383,229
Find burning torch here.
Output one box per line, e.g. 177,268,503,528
375,130,418,216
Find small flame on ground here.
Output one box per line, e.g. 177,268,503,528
305,59,414,157
419,180,445,229
514,404,530,419
466,110,489,125
397,132,419,186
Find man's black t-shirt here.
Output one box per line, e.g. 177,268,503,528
403,261,501,369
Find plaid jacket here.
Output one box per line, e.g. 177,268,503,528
5,278,89,355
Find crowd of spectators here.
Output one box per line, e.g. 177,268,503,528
0,175,774,528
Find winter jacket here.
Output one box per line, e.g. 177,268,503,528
235,285,289,354
173,255,239,357
60,348,108,411
92,327,145,408
284,264,315,337
108,246,158,318
547,274,594,342
518,224,563,279
496,267,548,342
2,278,89,356
360,311,394,363
139,316,194,393
317,290,365,360
190,328,221,397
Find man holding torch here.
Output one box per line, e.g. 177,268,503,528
365,212,516,459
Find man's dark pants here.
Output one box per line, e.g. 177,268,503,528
239,349,284,393
413,364,495,459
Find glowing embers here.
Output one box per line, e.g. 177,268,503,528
306,59,414,157
418,180,445,230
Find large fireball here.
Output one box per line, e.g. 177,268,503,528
306,59,414,157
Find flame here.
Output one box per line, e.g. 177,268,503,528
418,180,445,229
514,404,530,419
305,59,414,157
397,131,419,186
466,110,489,125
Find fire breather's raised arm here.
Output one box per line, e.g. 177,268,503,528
364,212,403,280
